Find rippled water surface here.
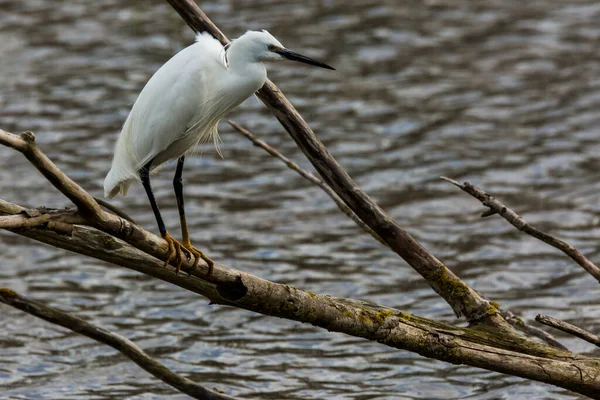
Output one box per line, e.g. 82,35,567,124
1,0,600,399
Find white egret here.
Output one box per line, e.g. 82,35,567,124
103,30,334,274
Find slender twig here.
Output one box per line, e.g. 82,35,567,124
500,308,567,350
164,0,500,324
94,197,136,224
0,288,234,400
441,176,600,283
536,314,600,348
228,120,385,245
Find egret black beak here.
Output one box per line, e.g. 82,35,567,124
275,48,335,70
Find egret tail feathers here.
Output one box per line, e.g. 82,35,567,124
104,169,134,198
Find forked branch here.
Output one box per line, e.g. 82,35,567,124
228,122,566,351
2,196,600,398
1,2,598,397
1,130,599,397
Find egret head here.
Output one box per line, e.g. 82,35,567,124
233,30,335,70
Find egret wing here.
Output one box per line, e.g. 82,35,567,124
122,33,227,171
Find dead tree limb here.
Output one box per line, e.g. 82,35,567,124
537,315,600,348
0,129,218,282
2,197,600,398
0,127,597,396
0,288,233,400
441,176,600,283
165,0,500,325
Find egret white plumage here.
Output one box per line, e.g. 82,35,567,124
104,30,334,274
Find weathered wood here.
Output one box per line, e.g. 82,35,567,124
1,5,598,395
2,199,599,398
228,121,566,351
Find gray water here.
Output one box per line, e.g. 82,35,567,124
1,0,599,399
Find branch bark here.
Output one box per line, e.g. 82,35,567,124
0,129,219,282
441,177,600,283
0,288,233,400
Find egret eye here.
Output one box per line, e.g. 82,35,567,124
268,44,276,51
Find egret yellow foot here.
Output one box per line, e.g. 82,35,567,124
162,231,191,274
183,240,214,276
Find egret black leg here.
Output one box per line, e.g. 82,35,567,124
173,156,215,275
173,156,190,245
140,160,183,272
140,160,167,237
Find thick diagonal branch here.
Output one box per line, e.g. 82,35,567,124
442,177,600,283
227,122,565,350
165,0,498,323
0,288,233,400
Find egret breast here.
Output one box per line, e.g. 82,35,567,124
156,62,267,164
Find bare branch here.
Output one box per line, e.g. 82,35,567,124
0,288,234,400
500,308,567,350
0,207,85,231
228,120,385,245
226,123,568,351
2,4,597,396
441,176,600,283
228,121,570,353
164,0,500,324
536,314,600,348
